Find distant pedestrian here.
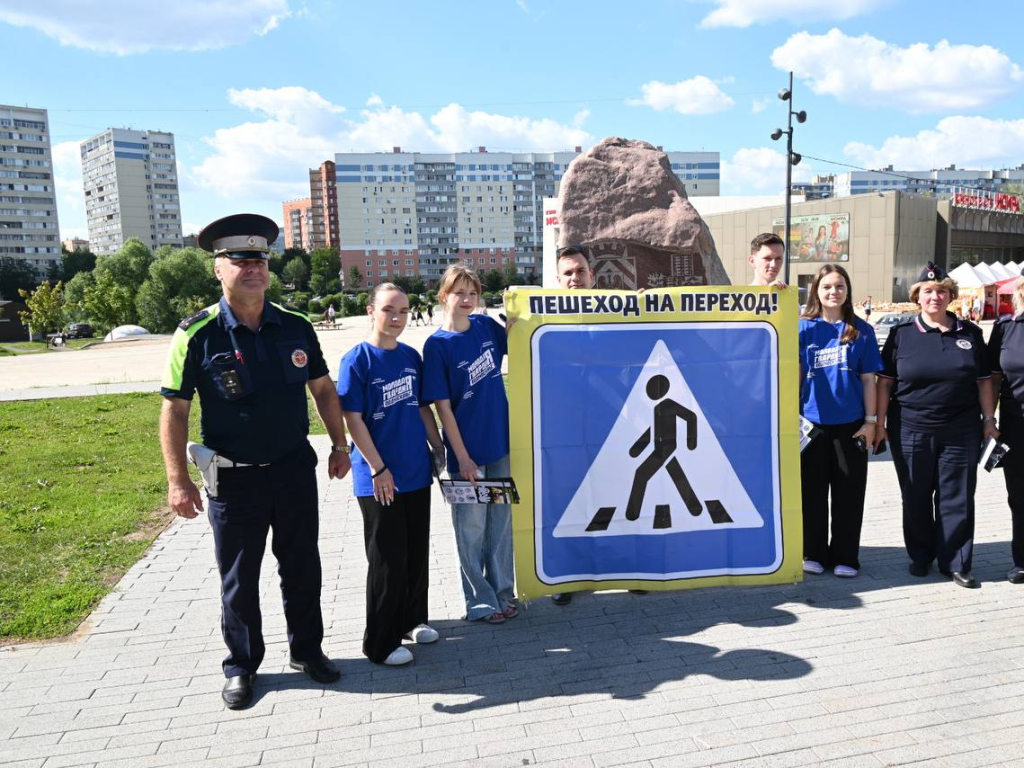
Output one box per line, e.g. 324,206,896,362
426,303,434,325
863,295,873,319
326,303,336,327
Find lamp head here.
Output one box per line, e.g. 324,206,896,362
791,152,802,166
795,110,807,123
778,88,791,101
771,128,784,141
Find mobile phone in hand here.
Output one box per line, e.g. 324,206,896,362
874,439,887,455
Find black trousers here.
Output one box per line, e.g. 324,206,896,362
207,443,323,678
890,415,979,573
800,420,868,569
357,486,431,664
999,421,1024,568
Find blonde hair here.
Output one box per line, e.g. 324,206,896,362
437,264,482,301
909,276,959,303
1013,276,1024,314
368,282,404,307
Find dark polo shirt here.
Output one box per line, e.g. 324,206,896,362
879,313,990,433
988,313,1024,426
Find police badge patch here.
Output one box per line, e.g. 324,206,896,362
291,349,308,367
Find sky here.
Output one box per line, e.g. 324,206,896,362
2,0,1023,240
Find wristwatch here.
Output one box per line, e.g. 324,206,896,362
863,415,878,424
331,444,351,454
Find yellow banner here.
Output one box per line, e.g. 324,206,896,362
506,286,802,600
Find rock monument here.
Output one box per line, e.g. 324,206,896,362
557,137,729,288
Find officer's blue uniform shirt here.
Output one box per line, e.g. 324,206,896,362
337,341,432,497
879,312,990,433
422,313,509,472
988,313,1024,425
799,316,883,424
161,297,328,464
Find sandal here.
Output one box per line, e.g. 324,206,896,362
502,604,519,619
482,612,505,624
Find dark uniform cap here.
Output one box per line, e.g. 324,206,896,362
916,262,947,283
198,213,279,259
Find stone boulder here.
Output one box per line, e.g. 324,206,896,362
557,137,729,288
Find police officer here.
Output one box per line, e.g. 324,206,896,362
874,262,998,589
987,270,1024,584
159,213,352,709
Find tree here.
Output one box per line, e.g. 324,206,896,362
347,265,363,291
267,273,284,303
309,248,340,284
0,256,39,299
391,275,425,296
54,248,96,283
282,257,309,289
81,271,136,333
94,238,153,296
482,269,504,293
136,248,220,333
18,281,64,336
501,261,521,288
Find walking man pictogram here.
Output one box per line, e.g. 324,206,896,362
625,374,702,521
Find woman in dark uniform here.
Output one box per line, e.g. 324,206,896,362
987,271,1024,584
874,263,998,588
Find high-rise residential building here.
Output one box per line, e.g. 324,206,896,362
832,165,1024,198
282,197,313,250
0,105,61,276
80,128,182,255
316,147,720,286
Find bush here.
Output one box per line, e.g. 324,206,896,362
290,291,311,310
307,298,323,315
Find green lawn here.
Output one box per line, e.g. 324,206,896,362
0,393,191,640
0,390,336,641
0,339,95,355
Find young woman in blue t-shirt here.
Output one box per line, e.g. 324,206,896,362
338,283,445,666
422,265,516,625
799,265,883,578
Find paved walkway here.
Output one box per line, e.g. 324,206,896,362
3,436,1024,767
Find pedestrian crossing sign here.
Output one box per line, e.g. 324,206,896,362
505,287,802,599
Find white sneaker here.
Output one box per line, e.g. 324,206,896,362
383,646,413,666
833,565,859,578
803,560,825,575
403,624,439,644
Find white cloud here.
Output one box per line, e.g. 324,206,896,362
51,140,87,239
844,117,1024,170
365,94,384,107
0,0,290,55
191,88,592,199
772,30,1024,112
629,76,735,115
700,0,886,28
751,98,770,114
721,147,814,194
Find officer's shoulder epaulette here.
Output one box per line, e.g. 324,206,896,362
995,313,1013,325
177,304,219,332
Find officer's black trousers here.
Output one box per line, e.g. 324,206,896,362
890,418,979,573
357,486,431,664
999,421,1024,569
208,444,324,678
800,420,868,570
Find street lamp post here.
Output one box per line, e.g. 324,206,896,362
771,71,806,286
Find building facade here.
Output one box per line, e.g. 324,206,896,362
80,128,182,255
282,197,313,251
832,166,1024,198
0,105,61,275
315,147,719,287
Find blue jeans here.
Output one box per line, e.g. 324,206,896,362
451,454,515,620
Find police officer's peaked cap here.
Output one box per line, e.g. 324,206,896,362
198,213,279,258
916,262,947,283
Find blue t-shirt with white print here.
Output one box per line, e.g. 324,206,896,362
338,341,432,497
799,317,883,425
422,313,509,472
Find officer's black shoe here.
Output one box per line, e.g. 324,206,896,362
289,653,341,683
222,674,255,709
551,593,572,605
908,561,930,577
1008,567,1024,584
939,570,977,589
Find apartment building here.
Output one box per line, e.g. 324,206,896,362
311,147,719,287
831,166,1024,198
80,128,182,255
0,105,61,276
282,197,313,250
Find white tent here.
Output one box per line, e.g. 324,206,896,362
104,324,151,342
948,262,986,287
972,262,1001,284
988,262,1016,280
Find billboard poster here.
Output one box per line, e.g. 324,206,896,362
505,286,802,600
773,213,850,263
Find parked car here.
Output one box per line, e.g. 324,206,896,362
66,322,94,339
873,312,916,347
